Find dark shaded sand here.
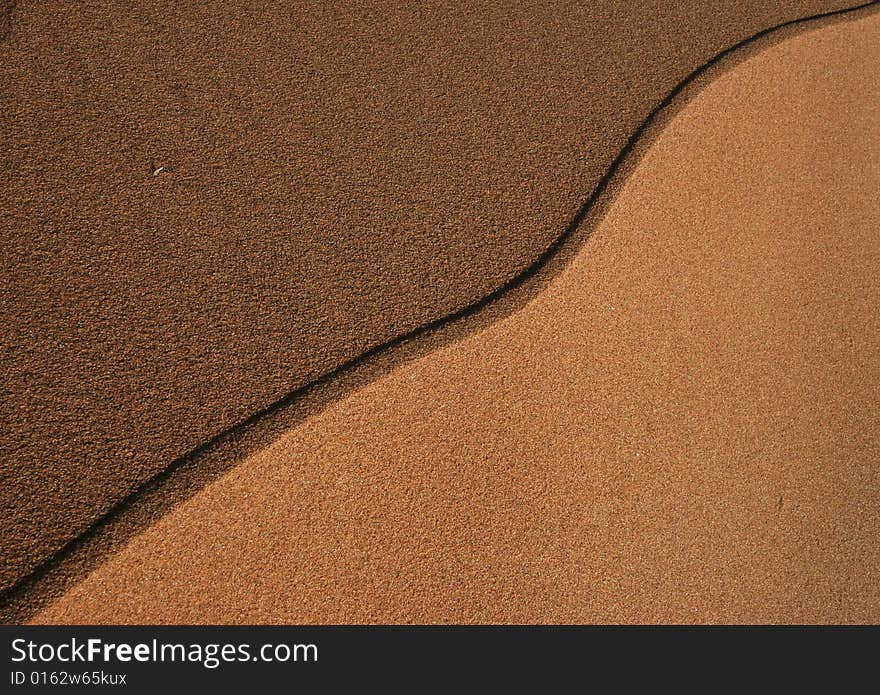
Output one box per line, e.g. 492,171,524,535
33,12,880,624
0,1,866,593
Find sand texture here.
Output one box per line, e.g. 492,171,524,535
0,0,866,593
31,11,880,624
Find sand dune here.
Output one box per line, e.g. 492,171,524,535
0,0,865,593
32,11,880,624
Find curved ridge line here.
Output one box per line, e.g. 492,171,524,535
2,0,877,621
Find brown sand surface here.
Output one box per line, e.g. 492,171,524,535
0,1,864,593
33,12,880,624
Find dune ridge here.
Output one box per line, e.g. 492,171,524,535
2,2,875,624
1,0,869,597
30,9,880,624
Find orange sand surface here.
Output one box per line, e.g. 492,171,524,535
6,1,862,593
35,12,880,624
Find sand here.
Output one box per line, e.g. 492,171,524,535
31,10,880,624
0,0,866,593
